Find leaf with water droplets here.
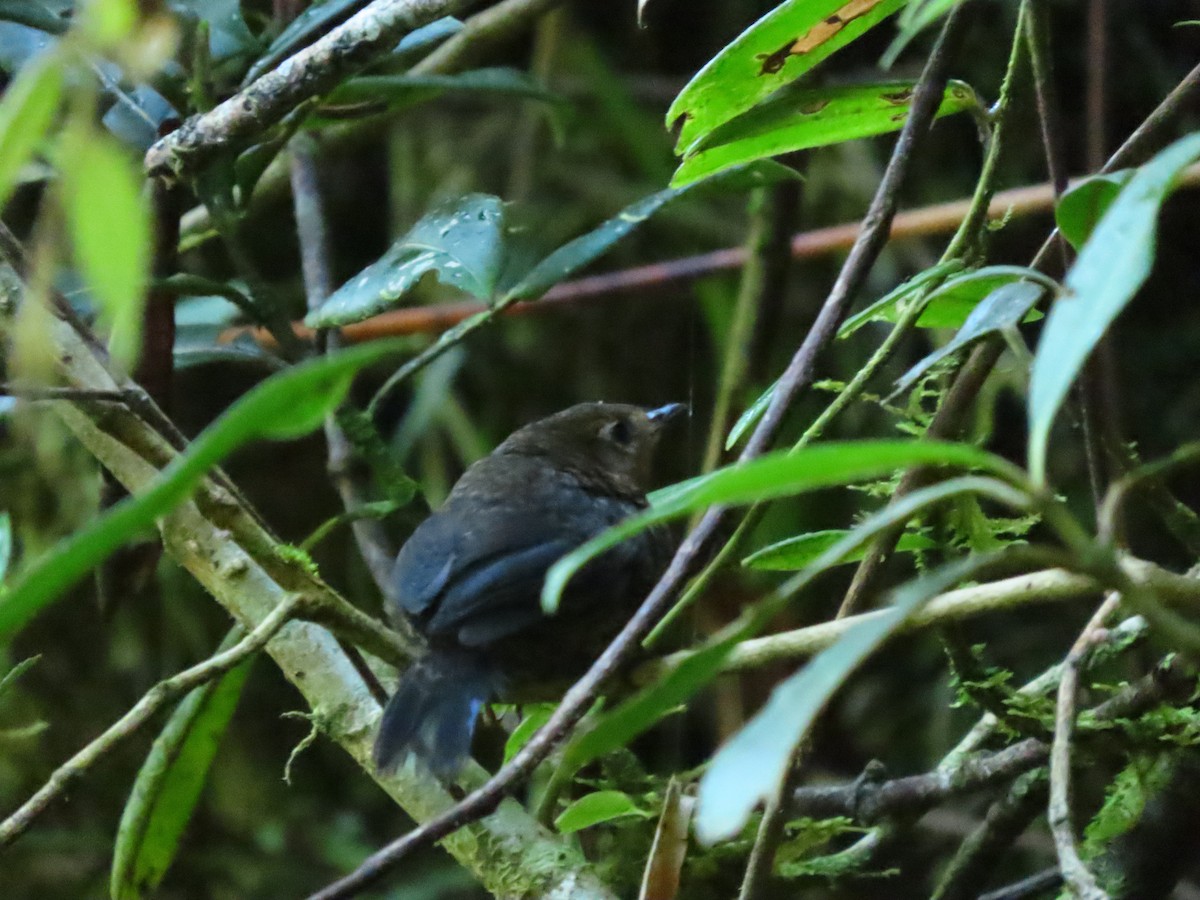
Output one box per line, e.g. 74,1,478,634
306,194,506,327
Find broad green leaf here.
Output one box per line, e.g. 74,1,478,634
555,790,649,834
893,280,1049,395
504,161,799,304
62,124,151,367
560,476,1028,776
743,528,933,570
327,68,561,112
1055,170,1133,252
667,0,910,153
836,259,964,338
671,80,977,188
543,440,1014,613
112,643,252,900
1029,132,1200,483
840,263,1050,336
0,49,62,211
881,0,962,68
695,554,993,844
0,511,10,582
0,340,406,640
306,195,506,327
79,0,136,47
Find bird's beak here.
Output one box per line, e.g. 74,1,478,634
646,402,687,426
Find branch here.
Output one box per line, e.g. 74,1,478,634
0,594,305,846
641,559,1200,681
145,0,471,180
308,9,972,896
10,268,617,897
1049,593,1121,900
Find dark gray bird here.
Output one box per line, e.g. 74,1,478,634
374,401,683,774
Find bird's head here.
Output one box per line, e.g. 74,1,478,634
498,401,686,497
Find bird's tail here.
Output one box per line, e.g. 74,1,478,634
373,649,496,776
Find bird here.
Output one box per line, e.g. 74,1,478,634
373,401,684,775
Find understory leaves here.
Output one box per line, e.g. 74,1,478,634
1055,170,1133,251
667,0,910,152
555,790,650,834
111,640,253,900
1029,132,1200,483
306,194,506,328
0,47,62,210
543,440,1016,613
671,79,978,187
0,340,406,640
893,280,1050,395
743,528,933,570
694,554,995,844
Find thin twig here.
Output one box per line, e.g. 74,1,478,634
1048,592,1122,900
307,10,972,898
290,133,399,599
638,556,1200,682
0,595,305,847
145,0,469,180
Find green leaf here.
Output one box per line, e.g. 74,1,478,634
1029,132,1200,483
671,80,978,188
893,280,1050,395
1055,170,1133,252
0,654,38,703
743,528,933,571
503,704,554,764
306,195,506,327
503,186,682,302
327,68,561,112
0,49,62,212
667,0,909,153
504,162,795,302
840,263,1049,336
554,790,649,834
695,554,994,844
724,378,776,451
543,439,1015,614
111,643,253,900
61,124,152,367
0,341,406,641
0,511,10,582
836,259,965,338
559,476,1027,775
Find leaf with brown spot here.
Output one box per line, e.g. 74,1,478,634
669,0,910,153
672,80,979,187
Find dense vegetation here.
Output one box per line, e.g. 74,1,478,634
1,1,1199,898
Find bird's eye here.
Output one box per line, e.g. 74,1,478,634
604,418,633,445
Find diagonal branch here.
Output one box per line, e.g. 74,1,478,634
308,6,972,897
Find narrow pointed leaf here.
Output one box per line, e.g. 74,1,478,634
671,80,977,188
543,440,1013,614
894,280,1049,395
1029,132,1200,483
743,528,933,570
695,554,993,844
0,340,405,640
558,476,1027,776
836,259,964,338
111,646,252,900
0,48,62,210
668,0,909,152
